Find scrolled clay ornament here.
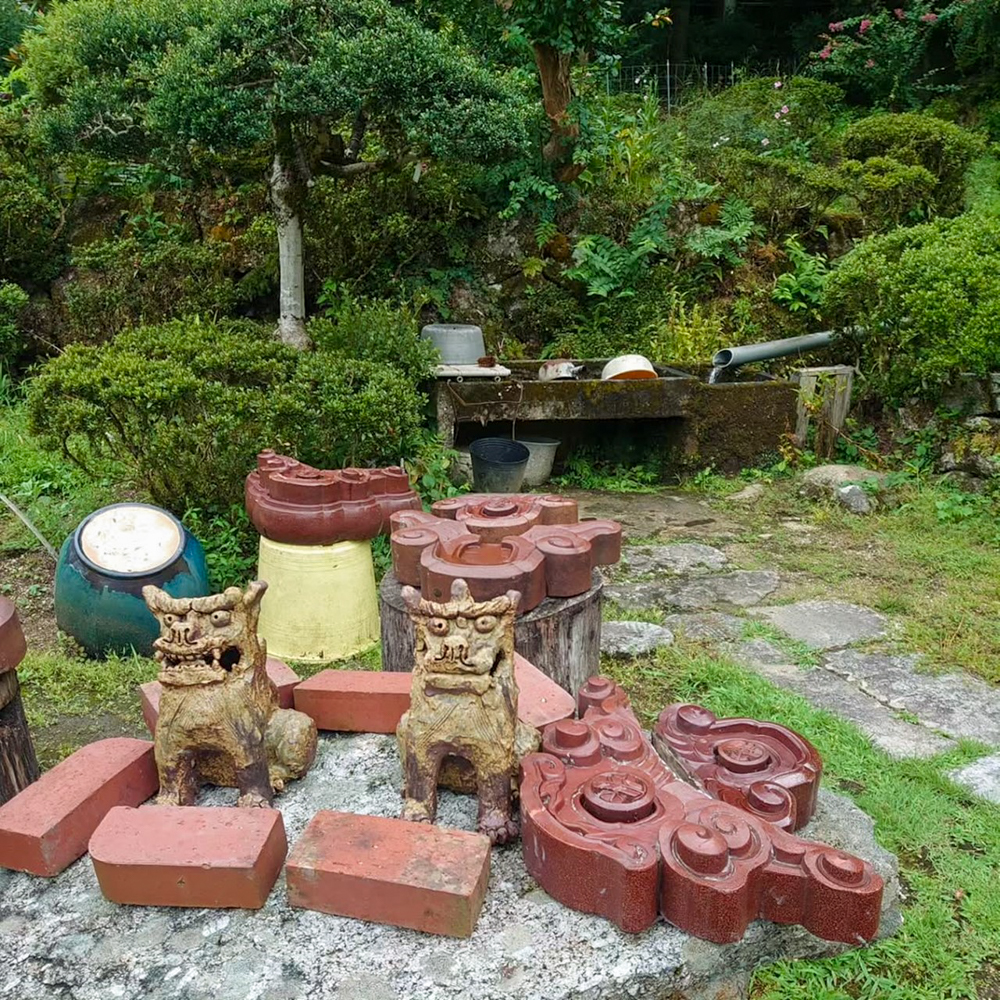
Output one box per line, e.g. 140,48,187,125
143,581,317,807
397,578,538,844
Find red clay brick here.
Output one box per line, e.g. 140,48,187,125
140,656,300,734
294,658,573,736
90,805,287,909
513,654,576,730
0,738,157,876
294,670,412,733
286,810,490,937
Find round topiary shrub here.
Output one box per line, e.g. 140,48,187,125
840,113,986,216
26,317,428,511
825,209,1000,403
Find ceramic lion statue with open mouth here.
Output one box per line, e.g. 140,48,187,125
397,578,539,844
143,581,317,807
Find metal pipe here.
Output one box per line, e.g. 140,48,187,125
712,331,834,370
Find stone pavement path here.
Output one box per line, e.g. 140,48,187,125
602,541,1000,799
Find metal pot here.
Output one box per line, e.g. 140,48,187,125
539,360,583,382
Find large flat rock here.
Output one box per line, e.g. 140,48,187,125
663,612,748,642
950,754,1000,804
752,602,887,651
825,650,1000,745
561,490,738,541
0,733,900,1000
607,571,779,613
620,544,729,577
742,660,954,760
601,621,675,658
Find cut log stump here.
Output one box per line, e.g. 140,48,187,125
379,570,603,696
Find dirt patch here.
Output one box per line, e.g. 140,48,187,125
0,549,58,650
562,489,739,542
31,711,148,769
976,960,1000,1000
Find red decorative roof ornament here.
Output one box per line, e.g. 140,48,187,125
653,703,823,831
389,496,621,611
520,678,884,942
245,451,422,546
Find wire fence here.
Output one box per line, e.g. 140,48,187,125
605,60,789,109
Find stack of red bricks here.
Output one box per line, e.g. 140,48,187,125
0,654,576,938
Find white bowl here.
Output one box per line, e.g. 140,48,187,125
601,355,657,380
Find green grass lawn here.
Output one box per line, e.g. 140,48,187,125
606,642,1000,1000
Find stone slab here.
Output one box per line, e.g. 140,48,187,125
601,621,675,657
949,754,1000,803
743,661,954,760
825,650,1000,745
90,806,287,909
607,571,779,613
0,732,900,1000
139,657,300,734
620,543,728,577
287,810,490,938
751,601,887,651
663,612,748,642
0,738,157,877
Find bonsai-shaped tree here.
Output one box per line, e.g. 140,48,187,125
15,0,530,347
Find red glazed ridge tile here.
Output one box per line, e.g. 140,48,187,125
0,738,157,876
140,657,300,734
90,805,287,909
286,810,490,937
294,659,574,734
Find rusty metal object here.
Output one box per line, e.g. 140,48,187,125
653,704,822,831
520,679,883,942
0,597,27,674
398,579,540,845
245,451,422,545
389,498,621,611
144,582,317,807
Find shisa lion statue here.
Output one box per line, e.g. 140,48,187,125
398,578,539,844
143,581,317,807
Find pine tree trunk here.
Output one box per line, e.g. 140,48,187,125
269,150,310,351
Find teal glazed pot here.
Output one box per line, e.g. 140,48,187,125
54,503,210,658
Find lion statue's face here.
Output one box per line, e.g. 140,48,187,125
403,579,519,680
143,581,266,687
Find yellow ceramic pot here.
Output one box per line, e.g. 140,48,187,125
256,537,379,662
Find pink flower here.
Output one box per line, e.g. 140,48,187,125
920,11,938,21
819,45,833,60
773,80,783,89
829,21,845,31
894,7,906,17
761,138,770,146
775,111,782,119
781,105,790,114
866,58,876,67
859,18,873,33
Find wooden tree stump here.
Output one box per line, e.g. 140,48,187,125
0,670,40,804
379,570,603,695
0,596,39,805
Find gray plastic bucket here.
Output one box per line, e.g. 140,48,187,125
420,323,485,365
469,438,530,493
516,436,560,487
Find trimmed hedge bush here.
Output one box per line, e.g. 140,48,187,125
27,317,428,510
825,210,1000,403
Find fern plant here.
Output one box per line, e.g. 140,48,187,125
566,196,675,298
684,198,761,266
